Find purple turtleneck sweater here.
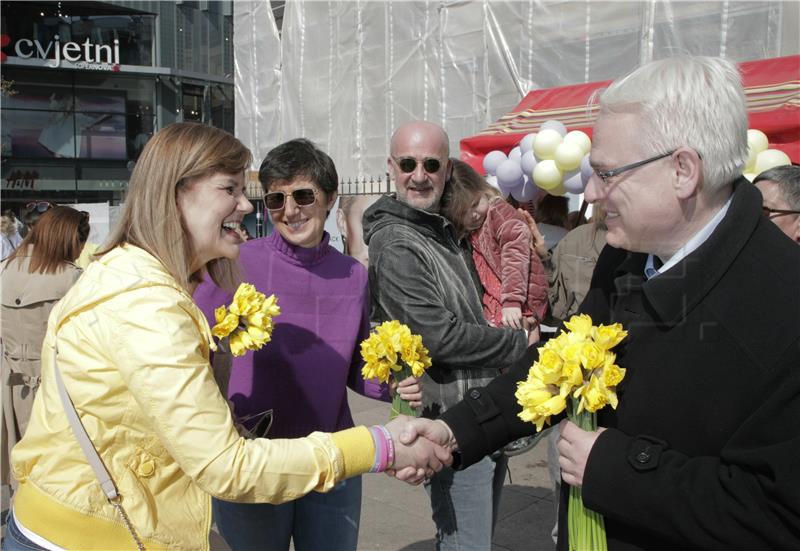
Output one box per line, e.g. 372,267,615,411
194,231,388,438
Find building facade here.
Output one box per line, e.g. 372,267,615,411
1,0,235,214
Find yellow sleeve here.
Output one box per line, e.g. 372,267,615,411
108,288,373,504
331,426,376,479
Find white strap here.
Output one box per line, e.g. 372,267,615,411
52,342,119,501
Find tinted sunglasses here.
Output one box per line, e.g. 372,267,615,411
393,157,442,174
264,188,318,211
26,201,54,213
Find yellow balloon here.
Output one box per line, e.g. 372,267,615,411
532,160,563,190
744,145,757,173
563,130,591,155
747,129,769,155
743,172,756,182
554,142,583,172
533,129,563,160
754,149,791,174
548,183,566,196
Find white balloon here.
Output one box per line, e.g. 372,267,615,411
521,150,538,175
498,175,524,197
509,146,522,163
483,150,507,176
747,129,769,155
563,130,592,155
511,176,537,202
754,149,791,174
540,120,568,137
533,129,563,161
520,133,537,153
496,159,524,187
563,170,585,194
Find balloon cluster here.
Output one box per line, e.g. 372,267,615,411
743,129,791,181
482,120,592,201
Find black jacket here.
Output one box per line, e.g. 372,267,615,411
363,194,527,417
441,179,800,550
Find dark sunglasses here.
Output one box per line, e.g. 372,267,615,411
264,188,318,211
762,206,800,219
393,157,442,174
26,201,54,213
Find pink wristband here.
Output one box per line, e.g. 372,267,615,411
377,425,395,469
368,426,389,472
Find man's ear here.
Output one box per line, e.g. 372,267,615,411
673,147,703,200
792,217,800,244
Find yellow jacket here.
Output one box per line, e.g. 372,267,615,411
11,244,373,550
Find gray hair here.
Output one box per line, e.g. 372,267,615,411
753,165,800,210
597,56,748,192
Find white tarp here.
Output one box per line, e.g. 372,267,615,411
234,0,798,179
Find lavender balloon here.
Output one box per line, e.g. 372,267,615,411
511,175,537,202
521,150,537,175
580,153,593,185
509,146,522,163
496,159,524,188
483,150,508,176
539,119,568,137
520,133,537,153
563,169,585,194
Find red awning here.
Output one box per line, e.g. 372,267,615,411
460,55,800,172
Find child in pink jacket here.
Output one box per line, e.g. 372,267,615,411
441,159,548,332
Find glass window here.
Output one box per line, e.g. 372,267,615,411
2,109,76,158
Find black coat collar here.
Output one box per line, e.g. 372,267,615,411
613,178,760,327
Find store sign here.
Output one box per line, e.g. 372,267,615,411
2,34,120,71
5,170,39,189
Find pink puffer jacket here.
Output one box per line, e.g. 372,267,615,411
470,197,548,327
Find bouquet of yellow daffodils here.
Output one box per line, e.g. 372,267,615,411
212,283,281,357
361,320,432,418
515,314,627,551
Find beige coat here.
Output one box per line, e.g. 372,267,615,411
1,253,82,487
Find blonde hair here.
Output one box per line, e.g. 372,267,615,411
440,159,500,237
98,123,252,291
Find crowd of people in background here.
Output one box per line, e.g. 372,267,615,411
1,54,799,551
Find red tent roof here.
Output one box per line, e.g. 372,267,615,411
460,55,800,173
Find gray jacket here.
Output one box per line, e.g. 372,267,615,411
363,194,527,417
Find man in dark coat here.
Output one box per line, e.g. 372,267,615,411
397,56,800,550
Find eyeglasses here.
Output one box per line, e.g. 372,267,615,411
762,206,800,219
264,188,318,211
25,201,54,213
392,157,442,174
594,150,676,188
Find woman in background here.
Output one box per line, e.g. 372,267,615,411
1,207,89,504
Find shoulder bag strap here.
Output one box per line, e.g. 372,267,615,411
51,340,146,551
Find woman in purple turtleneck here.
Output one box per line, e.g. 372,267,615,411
194,139,421,551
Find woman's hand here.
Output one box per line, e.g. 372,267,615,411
389,375,423,409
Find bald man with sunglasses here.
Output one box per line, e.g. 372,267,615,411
363,121,535,551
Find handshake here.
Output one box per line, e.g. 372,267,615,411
381,415,459,485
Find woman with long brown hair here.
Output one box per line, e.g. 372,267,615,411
1,206,90,504
5,123,447,551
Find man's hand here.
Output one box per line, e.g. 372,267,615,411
501,306,523,329
517,208,548,259
384,416,453,485
556,419,605,487
389,375,423,409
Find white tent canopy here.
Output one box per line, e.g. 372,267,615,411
234,0,798,180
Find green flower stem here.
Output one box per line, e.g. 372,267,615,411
568,405,607,550
389,364,419,420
